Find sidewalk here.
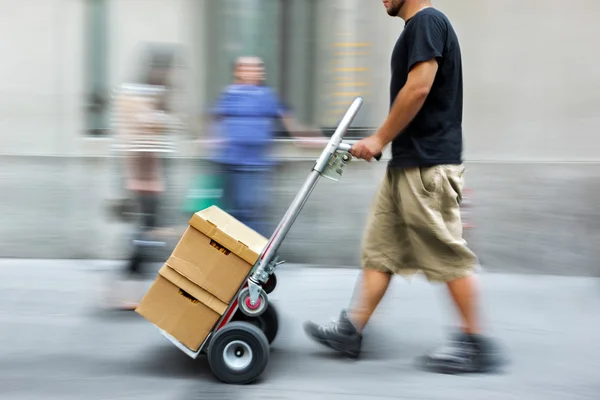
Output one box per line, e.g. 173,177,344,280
0,259,599,399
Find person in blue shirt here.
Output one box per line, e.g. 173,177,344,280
209,56,322,236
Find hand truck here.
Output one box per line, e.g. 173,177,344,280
158,97,380,384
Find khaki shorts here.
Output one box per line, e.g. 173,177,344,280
361,164,477,283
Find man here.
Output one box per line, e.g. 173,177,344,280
304,0,503,374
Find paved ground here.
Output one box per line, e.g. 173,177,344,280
1,259,599,400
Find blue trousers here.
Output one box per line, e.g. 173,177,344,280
221,165,273,238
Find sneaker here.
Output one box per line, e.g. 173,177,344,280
303,310,362,359
419,332,504,374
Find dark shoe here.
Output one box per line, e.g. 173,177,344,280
419,332,504,374
303,310,362,359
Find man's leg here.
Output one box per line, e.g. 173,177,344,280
347,269,392,332
422,277,502,374
446,275,480,334
302,269,392,359
303,168,408,358
401,165,502,374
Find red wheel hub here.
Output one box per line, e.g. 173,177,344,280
245,296,261,310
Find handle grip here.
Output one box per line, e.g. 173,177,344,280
337,142,382,162
354,150,382,162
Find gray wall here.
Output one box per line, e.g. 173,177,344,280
2,0,599,160
2,155,598,277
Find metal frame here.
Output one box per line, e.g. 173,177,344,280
160,97,365,358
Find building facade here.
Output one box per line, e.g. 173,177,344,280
1,0,599,275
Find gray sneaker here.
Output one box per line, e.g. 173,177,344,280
303,310,362,359
419,332,505,374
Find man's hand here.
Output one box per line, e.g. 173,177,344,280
350,134,385,162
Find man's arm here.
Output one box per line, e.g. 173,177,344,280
374,59,438,147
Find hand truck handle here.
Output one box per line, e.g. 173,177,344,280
251,97,366,277
314,97,364,173
332,97,363,142
337,142,382,161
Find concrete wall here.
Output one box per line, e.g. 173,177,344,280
452,0,600,162
0,0,199,158
2,0,598,159
0,0,84,156
2,155,599,278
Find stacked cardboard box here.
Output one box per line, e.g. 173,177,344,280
136,206,269,351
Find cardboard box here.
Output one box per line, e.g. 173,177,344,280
136,206,269,351
167,206,269,303
136,264,227,351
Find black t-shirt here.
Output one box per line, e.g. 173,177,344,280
389,8,464,168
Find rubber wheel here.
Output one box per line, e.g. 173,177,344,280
207,321,270,385
262,274,277,294
232,302,279,345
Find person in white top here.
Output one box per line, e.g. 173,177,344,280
110,48,180,310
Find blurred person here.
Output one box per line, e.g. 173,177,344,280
109,48,179,310
303,0,504,374
208,56,322,237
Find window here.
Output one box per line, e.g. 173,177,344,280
201,0,282,108
201,0,374,139
83,0,110,136
278,0,318,131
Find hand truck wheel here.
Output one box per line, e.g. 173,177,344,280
207,321,270,385
232,301,279,344
238,287,268,317
262,273,277,294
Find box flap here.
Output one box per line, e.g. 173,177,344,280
189,206,268,265
158,264,228,315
